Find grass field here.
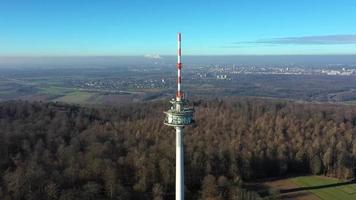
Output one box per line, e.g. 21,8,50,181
53,91,96,104
39,86,74,97
344,100,356,105
292,176,356,200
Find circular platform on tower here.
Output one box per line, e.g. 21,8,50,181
164,99,194,127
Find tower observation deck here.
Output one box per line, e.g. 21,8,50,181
164,33,194,200
164,99,194,127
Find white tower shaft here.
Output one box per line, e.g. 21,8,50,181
176,127,184,200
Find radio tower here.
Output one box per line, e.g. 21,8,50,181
164,33,194,200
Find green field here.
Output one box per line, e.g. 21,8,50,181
292,176,356,200
40,86,73,96
344,100,356,105
53,91,96,104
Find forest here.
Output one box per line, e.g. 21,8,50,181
0,98,356,199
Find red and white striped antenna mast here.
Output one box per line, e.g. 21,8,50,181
176,32,183,101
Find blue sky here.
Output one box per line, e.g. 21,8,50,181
0,0,356,56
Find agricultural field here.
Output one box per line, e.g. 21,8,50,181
52,91,97,104
254,176,356,200
292,176,356,200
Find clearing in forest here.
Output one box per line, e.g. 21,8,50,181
291,176,356,200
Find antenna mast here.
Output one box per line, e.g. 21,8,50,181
177,33,182,101
164,33,195,200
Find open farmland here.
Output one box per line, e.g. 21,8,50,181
292,176,356,200
251,176,356,200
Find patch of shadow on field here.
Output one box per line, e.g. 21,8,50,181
280,191,317,199
280,180,356,194
244,176,321,200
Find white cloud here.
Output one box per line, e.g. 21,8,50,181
231,34,356,46
144,54,162,59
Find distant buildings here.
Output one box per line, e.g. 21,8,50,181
321,69,355,76
216,74,228,80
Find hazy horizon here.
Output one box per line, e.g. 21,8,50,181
1,55,356,69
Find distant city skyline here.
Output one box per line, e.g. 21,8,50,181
1,0,356,56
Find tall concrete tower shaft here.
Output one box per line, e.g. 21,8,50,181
164,33,194,200
176,126,184,200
